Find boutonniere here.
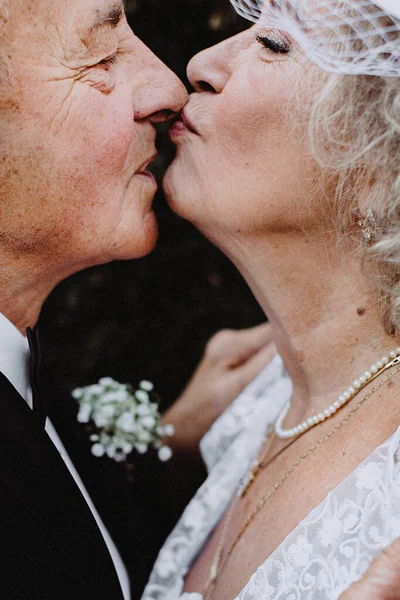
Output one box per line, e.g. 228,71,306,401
72,378,174,463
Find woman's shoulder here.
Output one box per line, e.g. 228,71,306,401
200,354,291,473
236,424,400,600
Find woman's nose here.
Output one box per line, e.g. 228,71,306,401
187,32,246,94
187,43,230,94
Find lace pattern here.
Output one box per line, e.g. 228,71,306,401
141,355,400,600
237,428,400,599
200,356,290,473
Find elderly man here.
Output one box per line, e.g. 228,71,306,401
0,0,186,598
0,0,275,598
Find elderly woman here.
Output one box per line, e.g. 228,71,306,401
142,0,400,598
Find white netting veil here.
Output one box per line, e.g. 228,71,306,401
229,0,400,77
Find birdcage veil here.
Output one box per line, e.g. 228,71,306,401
229,0,400,77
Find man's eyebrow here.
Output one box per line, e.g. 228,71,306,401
89,1,125,32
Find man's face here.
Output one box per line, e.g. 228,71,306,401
0,0,187,269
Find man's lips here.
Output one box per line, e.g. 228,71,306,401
136,153,158,174
134,153,158,190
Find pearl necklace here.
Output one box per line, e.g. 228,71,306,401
274,348,400,439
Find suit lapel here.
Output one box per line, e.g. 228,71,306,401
0,372,123,596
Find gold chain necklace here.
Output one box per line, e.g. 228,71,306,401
239,355,400,499
238,430,301,499
203,364,400,600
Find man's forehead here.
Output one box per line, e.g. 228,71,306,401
3,0,126,63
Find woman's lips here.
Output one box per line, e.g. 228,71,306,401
169,109,199,139
181,110,199,134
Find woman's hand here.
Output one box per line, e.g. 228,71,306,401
339,539,400,599
162,323,275,453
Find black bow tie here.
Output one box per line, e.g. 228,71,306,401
26,327,51,428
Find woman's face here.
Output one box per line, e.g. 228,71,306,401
166,25,327,247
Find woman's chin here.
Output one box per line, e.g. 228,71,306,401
163,160,200,223
163,165,186,218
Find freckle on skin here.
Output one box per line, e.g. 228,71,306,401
357,307,366,316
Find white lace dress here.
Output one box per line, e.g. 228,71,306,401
142,355,400,600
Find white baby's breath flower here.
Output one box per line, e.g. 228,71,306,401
139,380,154,392
136,403,151,416
122,441,133,454
94,404,115,422
137,428,153,444
106,444,117,459
162,424,175,437
99,377,116,387
114,451,126,463
86,384,104,396
112,389,129,403
93,414,108,429
92,404,115,427
142,415,156,430
135,389,149,403
77,403,92,424
158,446,173,462
99,391,121,404
116,411,137,433
91,443,106,458
135,443,148,454
73,377,173,465
100,431,111,443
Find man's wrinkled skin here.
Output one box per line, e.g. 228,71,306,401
0,0,187,332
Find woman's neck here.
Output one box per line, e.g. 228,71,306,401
224,229,397,423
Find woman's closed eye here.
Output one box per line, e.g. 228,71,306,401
256,33,291,55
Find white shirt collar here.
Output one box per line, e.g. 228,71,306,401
0,312,30,402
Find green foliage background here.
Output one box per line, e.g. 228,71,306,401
39,1,263,595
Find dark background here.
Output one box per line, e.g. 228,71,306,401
39,1,263,597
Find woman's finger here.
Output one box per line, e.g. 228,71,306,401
340,539,400,599
234,342,277,391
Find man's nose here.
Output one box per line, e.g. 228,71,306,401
134,44,188,122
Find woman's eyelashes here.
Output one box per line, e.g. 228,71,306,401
256,33,291,54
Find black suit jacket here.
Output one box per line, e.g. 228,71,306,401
0,372,125,600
